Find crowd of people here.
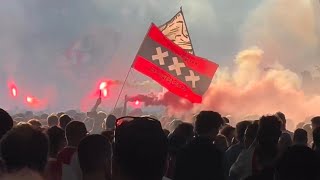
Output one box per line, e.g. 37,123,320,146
1,98,320,180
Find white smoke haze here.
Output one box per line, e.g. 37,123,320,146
242,0,320,71
201,48,306,127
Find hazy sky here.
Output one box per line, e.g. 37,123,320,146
1,0,319,110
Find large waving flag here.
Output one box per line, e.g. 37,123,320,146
132,24,218,103
159,8,194,54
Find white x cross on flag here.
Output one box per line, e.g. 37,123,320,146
168,57,186,76
185,70,200,88
152,47,168,65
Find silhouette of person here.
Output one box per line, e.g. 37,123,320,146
275,145,320,180
230,115,282,180
113,117,168,180
59,114,72,130
47,114,59,127
225,121,251,178
78,135,112,180
293,128,308,146
174,111,225,180
0,108,13,140
45,126,66,180
1,124,48,173
57,121,87,180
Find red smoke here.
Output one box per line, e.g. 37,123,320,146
127,91,193,112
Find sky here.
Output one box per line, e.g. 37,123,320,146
1,0,320,112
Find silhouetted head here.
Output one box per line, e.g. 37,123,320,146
0,124,48,173
27,119,42,130
220,125,235,145
65,121,87,147
46,126,65,158
97,111,107,120
113,117,168,180
278,133,292,154
105,114,117,130
257,115,282,146
276,146,320,180
195,111,224,140
293,128,308,146
311,116,320,131
235,121,252,142
59,114,72,130
172,123,194,140
168,123,194,154
0,108,13,139
47,114,59,127
78,135,112,178
276,112,286,130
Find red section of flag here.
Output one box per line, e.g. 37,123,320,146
134,56,202,103
148,24,218,78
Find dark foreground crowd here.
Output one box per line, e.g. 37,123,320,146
1,103,320,180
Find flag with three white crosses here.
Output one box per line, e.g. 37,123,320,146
137,36,212,96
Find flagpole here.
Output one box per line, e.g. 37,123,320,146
180,6,196,55
113,67,132,112
112,24,153,113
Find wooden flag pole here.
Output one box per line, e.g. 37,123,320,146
180,6,196,55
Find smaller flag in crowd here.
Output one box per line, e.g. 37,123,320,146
65,37,93,66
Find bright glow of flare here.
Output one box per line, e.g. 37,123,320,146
135,100,140,106
102,89,108,97
11,88,17,97
26,96,33,103
99,82,107,90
